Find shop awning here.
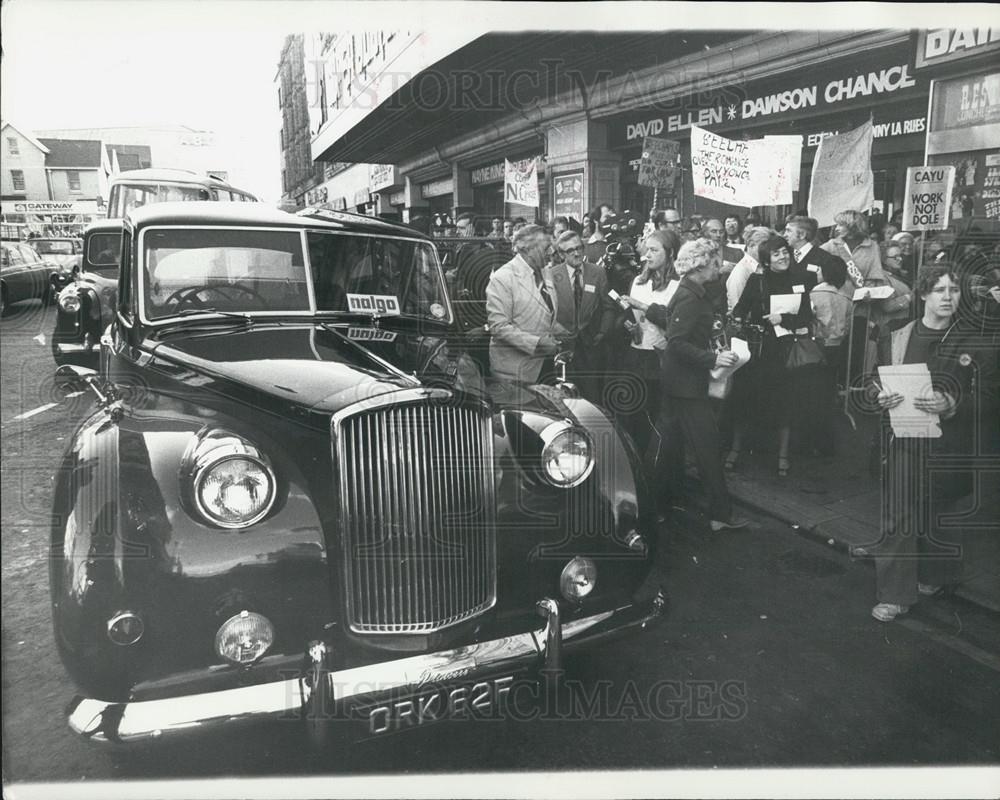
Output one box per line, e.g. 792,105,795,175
312,31,744,166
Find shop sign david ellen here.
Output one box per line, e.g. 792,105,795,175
902,166,956,231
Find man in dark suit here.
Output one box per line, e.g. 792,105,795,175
784,215,844,292
646,239,748,531
544,231,616,402
702,218,744,277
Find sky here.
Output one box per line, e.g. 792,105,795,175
1,2,993,205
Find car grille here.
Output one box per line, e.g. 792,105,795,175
334,397,496,633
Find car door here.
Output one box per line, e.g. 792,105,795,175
17,243,50,300
2,243,32,303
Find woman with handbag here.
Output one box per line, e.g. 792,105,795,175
732,236,819,476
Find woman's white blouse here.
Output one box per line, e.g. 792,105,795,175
629,276,679,350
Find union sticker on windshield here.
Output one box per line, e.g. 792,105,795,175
347,327,397,343
346,294,401,316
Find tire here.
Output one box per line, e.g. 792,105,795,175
43,280,56,308
0,285,6,318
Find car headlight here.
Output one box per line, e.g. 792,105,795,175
560,557,597,600
539,421,595,488
215,610,274,665
59,288,81,312
185,430,276,528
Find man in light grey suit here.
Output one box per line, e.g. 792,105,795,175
486,224,569,384
544,230,615,402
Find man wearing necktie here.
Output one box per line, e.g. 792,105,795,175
486,225,571,384
544,231,615,401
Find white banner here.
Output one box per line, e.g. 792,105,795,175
901,166,956,231
504,158,539,207
762,134,803,204
807,119,875,227
690,126,755,207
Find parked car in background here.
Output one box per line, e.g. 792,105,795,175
52,202,663,747
30,236,84,292
1,240,59,315
51,220,122,366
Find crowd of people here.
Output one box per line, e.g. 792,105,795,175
481,202,1000,622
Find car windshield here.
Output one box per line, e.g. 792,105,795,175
142,228,310,320
113,183,211,217
86,232,122,275
307,231,450,322
33,240,75,255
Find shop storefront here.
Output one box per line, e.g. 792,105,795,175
915,29,1000,227
607,41,930,226
469,154,546,224
369,164,403,221
0,200,103,238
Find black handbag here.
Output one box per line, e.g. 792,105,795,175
784,333,825,370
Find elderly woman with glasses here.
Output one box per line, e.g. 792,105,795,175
732,236,818,476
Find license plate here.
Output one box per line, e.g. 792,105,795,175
353,673,523,739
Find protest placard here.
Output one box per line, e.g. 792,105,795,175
638,137,680,188
902,166,956,231
690,126,755,207
760,135,803,205
505,158,539,207
807,120,875,227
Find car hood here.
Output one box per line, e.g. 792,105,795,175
147,322,484,416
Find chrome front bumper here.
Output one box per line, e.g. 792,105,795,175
67,594,665,744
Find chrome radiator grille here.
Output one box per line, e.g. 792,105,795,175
335,398,496,633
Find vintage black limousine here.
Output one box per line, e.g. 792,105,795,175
52,203,664,746
51,219,122,366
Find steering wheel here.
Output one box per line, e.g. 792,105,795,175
164,285,268,311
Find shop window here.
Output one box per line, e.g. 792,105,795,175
68,171,82,193
7,137,19,156
11,169,25,191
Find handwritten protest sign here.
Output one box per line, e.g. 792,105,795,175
760,135,803,205
902,166,955,231
691,126,755,207
807,120,875,227
505,158,539,207
638,137,680,188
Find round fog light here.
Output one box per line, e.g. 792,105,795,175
107,611,144,646
215,610,274,666
560,557,597,601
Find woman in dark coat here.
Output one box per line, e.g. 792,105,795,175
732,236,818,476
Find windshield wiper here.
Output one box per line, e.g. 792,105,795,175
153,308,256,337
172,307,254,322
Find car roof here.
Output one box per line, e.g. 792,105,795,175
84,219,125,235
112,168,230,185
126,202,430,240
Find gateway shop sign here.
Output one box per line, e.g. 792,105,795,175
3,200,100,215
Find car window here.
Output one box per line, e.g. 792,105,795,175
5,245,25,267
114,183,212,216
142,227,310,319
17,244,41,264
34,240,74,255
307,231,449,321
87,232,122,275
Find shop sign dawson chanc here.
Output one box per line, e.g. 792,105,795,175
612,48,926,146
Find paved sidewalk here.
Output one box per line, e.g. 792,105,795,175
716,409,1000,614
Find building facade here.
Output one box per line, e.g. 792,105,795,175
276,34,326,207
297,29,996,233
2,123,50,201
